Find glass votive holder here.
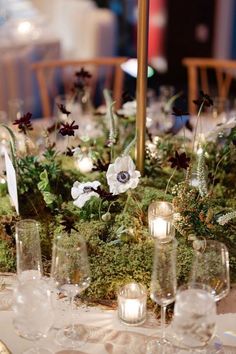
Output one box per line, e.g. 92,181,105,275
148,201,175,242
117,282,147,326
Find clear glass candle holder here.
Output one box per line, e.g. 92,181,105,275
148,201,175,242
118,282,147,326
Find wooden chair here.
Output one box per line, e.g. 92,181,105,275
31,57,128,118
182,58,236,114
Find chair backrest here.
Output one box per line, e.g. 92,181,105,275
182,58,236,114
31,57,128,118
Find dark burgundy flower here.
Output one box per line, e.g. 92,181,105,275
13,112,33,134
75,68,92,80
95,186,117,201
59,121,79,136
193,90,213,108
60,215,78,234
172,107,189,116
93,159,110,172
57,104,71,117
64,145,81,156
73,68,92,92
168,151,190,170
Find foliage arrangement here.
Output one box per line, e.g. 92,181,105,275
0,84,236,304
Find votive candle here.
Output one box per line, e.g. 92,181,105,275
118,282,147,326
148,201,175,242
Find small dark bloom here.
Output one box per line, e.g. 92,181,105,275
64,145,81,156
93,158,110,172
13,112,33,134
73,68,92,92
193,90,213,108
64,147,74,156
59,121,79,136
57,104,71,116
95,186,117,201
172,107,189,116
75,68,92,80
232,138,236,146
60,215,77,234
169,151,190,170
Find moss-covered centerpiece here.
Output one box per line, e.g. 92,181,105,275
0,86,236,305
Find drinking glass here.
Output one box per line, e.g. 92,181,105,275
50,233,91,348
172,283,217,353
15,219,43,281
147,239,177,353
189,240,230,302
13,278,54,354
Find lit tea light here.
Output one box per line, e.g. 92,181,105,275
118,282,147,326
148,201,175,242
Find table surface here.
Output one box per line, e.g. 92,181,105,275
0,304,236,354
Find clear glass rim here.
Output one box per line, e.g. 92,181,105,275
16,219,40,230
118,282,147,299
194,239,229,253
177,282,214,295
148,201,174,218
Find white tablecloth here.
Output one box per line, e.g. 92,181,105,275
0,306,236,354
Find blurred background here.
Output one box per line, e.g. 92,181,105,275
0,0,236,117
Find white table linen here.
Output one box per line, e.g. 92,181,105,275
0,306,236,354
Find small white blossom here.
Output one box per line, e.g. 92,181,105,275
71,181,101,208
106,155,140,195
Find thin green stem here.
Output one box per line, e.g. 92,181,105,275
212,151,230,187
165,168,176,197
107,200,116,214
123,191,131,214
98,198,103,220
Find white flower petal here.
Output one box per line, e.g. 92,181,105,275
71,180,101,201
90,181,101,189
73,191,99,208
127,156,136,172
71,186,81,200
113,156,125,173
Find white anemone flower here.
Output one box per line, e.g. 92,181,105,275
71,180,101,208
106,155,141,195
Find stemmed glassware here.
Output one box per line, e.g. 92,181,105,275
50,233,91,348
172,283,217,353
147,239,177,353
189,240,230,302
15,219,43,281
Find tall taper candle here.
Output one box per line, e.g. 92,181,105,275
136,0,150,175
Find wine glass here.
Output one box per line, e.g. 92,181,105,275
171,283,217,353
189,240,230,302
146,239,177,353
50,233,91,348
12,278,54,354
15,219,43,282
